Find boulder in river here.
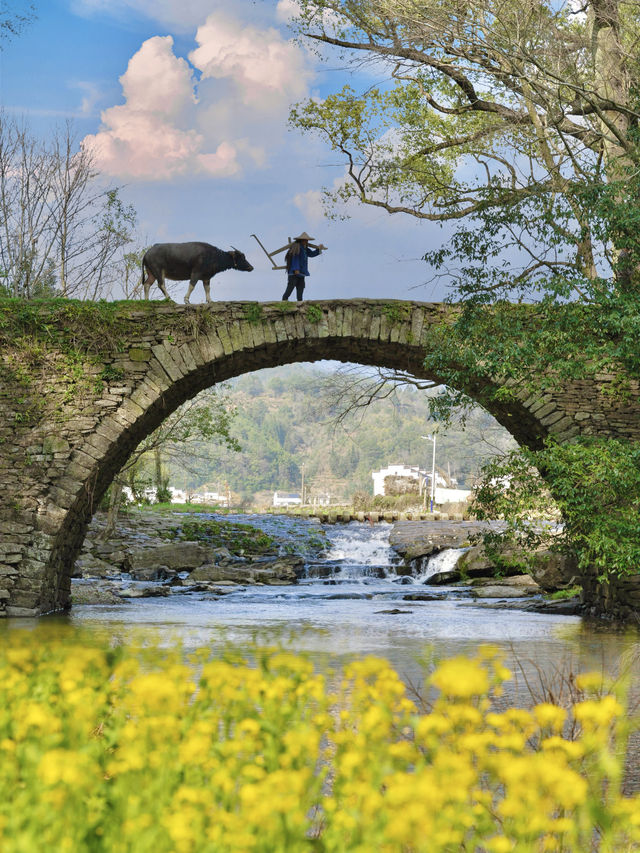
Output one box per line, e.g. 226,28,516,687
123,543,213,574
189,555,301,585
389,520,503,562
74,556,119,579
471,574,541,598
527,551,578,591
118,586,171,599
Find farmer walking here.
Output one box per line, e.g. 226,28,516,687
282,231,323,301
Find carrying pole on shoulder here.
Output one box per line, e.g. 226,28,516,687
251,233,328,270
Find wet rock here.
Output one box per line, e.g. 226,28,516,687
209,546,235,565
402,593,439,601
375,608,413,614
118,586,171,599
189,556,300,585
471,586,532,599
457,545,495,576
70,580,122,605
424,570,460,585
527,596,582,615
128,565,172,582
528,551,578,591
466,595,582,615
124,543,212,574
75,556,118,579
389,520,502,561
469,574,541,598
304,563,338,579
471,573,540,590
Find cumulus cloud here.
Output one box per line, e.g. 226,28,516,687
83,11,314,181
190,11,312,109
84,35,241,179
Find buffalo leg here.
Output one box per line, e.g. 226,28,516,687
157,270,173,301
143,273,155,300
203,279,212,303
184,273,199,304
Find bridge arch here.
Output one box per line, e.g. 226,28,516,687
1,298,639,616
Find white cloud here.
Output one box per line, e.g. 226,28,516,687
70,81,103,117
83,35,240,179
276,0,300,22
190,11,312,109
70,0,226,31
293,188,325,222
82,11,314,181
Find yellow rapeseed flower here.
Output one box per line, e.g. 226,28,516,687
430,657,490,698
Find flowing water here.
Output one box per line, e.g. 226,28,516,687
14,514,630,692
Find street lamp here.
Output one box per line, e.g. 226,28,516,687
421,433,437,512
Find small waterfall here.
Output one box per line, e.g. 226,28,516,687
415,547,468,583
319,522,401,579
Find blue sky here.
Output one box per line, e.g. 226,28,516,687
0,0,447,303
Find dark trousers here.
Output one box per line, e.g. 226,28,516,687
282,274,305,301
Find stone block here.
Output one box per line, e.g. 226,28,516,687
128,347,152,362
43,435,70,454
6,606,40,617
151,345,183,382
124,542,213,572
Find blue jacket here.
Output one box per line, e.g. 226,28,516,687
287,244,320,277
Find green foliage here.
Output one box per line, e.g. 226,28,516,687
100,364,125,384
382,302,412,325
352,492,424,512
244,302,263,324
546,586,582,601
154,483,172,504
0,297,130,355
161,519,276,555
305,304,323,324
472,438,640,582
116,387,240,501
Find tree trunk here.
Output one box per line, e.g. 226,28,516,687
100,474,125,541
591,0,631,168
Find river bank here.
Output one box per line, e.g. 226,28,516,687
70,508,582,616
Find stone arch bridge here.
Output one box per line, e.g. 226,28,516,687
1,298,639,617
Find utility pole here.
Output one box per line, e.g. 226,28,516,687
430,434,436,512
421,433,438,512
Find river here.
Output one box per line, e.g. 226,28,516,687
26,514,634,695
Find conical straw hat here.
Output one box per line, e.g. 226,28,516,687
293,231,314,241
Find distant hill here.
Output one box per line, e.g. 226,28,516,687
165,363,517,504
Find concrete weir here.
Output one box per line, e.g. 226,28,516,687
1,298,639,616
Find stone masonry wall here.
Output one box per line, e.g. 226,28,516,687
1,298,639,617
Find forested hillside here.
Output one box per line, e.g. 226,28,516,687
164,364,516,505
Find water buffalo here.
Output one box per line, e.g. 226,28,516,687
141,241,254,304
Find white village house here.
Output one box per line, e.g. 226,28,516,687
371,463,471,505
121,486,229,506
273,491,302,507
